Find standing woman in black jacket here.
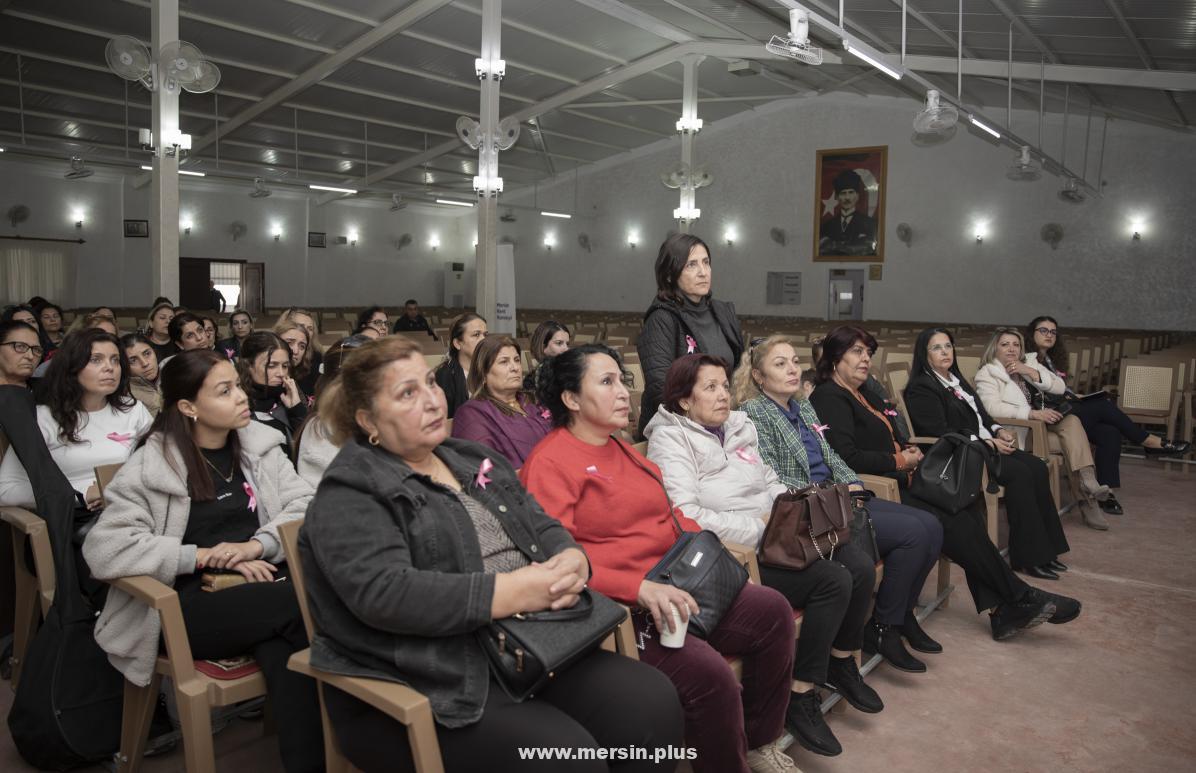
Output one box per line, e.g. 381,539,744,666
904,328,1071,582
434,312,487,419
636,234,742,437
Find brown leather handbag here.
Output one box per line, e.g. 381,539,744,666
758,481,853,571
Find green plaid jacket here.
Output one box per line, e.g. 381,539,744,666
740,395,858,489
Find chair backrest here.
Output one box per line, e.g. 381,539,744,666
632,441,648,455
277,518,316,639
884,361,910,400
954,355,981,382
94,463,124,503
1118,360,1175,412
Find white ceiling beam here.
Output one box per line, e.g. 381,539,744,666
900,55,1196,91
1101,0,1189,126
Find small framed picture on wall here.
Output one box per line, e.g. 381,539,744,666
123,219,150,238
307,232,327,248
813,145,887,262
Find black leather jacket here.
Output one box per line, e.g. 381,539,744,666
299,436,580,728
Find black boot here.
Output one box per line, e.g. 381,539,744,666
785,689,842,757
863,619,926,673
821,654,885,712
900,611,943,654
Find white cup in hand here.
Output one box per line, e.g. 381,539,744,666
658,602,688,649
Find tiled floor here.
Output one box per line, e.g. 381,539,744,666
3,458,1193,772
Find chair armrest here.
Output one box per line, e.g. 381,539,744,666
909,436,938,446
109,575,198,677
858,474,900,503
0,505,45,532
1000,418,1049,459
288,649,434,722
109,574,179,609
722,541,761,584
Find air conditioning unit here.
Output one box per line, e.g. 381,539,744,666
443,262,467,308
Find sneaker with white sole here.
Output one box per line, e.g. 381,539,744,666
747,739,800,772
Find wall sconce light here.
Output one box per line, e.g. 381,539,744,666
975,234,983,243
73,210,84,229
271,224,282,241
181,217,193,235
544,233,556,251
1132,231,1141,241
430,235,441,250
1130,220,1144,241
628,230,639,248
973,222,988,243
472,234,478,248
348,230,359,245
724,228,736,246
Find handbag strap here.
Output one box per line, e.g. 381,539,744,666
610,436,686,538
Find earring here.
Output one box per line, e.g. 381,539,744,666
368,432,380,446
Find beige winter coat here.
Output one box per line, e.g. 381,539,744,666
973,353,1065,420
82,421,313,686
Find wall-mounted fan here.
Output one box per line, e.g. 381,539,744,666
1006,146,1042,182
389,194,407,211
393,233,413,251
229,221,247,241
499,235,518,246
1058,178,1086,204
249,178,271,198
456,116,520,151
65,156,94,179
105,35,221,94
578,233,592,253
912,90,958,145
766,8,823,65
896,222,913,246
769,227,787,246
7,204,31,228
1040,223,1063,250
499,209,518,223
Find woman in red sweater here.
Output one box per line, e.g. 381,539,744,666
521,344,799,773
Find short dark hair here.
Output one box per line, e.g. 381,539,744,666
354,306,387,334
120,332,153,351
168,312,202,345
38,328,134,443
661,353,728,415
0,319,39,345
536,343,625,428
815,325,877,385
654,233,712,305
404,299,418,307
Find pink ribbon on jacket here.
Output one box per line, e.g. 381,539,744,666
540,407,552,420
475,458,494,489
811,422,830,438
883,408,898,417
735,447,758,464
685,335,697,354
224,348,236,360
106,432,134,447
243,482,257,512
585,464,613,482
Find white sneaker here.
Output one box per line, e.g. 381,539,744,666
747,739,800,772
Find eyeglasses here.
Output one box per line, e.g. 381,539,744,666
928,343,954,353
1,341,44,357
368,319,389,329
1034,327,1058,337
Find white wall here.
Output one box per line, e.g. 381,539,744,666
496,93,1195,331
3,89,1193,330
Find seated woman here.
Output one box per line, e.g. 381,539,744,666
0,319,42,388
905,327,1077,584
452,335,552,468
353,306,390,339
294,335,370,487
435,312,487,419
276,308,323,386
974,327,1112,531
198,316,218,350
165,312,208,363
300,336,684,773
522,344,798,773
38,302,66,355
120,333,163,416
0,328,152,510
144,301,177,363
523,320,571,391
737,337,941,674
217,310,254,359
1025,316,1190,515
274,320,317,399
236,332,307,455
82,350,324,773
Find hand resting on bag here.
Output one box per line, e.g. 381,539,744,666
491,547,589,618
637,580,699,634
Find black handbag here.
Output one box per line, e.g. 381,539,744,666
1032,387,1073,416
612,438,749,639
477,589,627,702
910,432,1001,514
849,490,880,564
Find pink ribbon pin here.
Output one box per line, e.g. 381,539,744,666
1057,371,1067,378
224,348,235,360
685,335,697,354
106,432,134,447
735,447,758,464
475,458,494,489
811,422,830,438
243,482,257,512
307,395,316,408
540,407,552,420
585,464,613,482
952,388,966,400
883,408,898,417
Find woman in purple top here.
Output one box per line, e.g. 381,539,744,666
451,335,552,468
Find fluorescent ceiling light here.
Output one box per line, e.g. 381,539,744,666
179,169,205,177
541,210,572,219
968,115,1001,139
309,184,358,194
436,198,475,207
141,165,152,170
842,40,903,80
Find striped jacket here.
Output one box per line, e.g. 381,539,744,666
740,394,858,489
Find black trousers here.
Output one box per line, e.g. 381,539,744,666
902,493,1029,613
1070,398,1147,488
995,450,1069,570
324,650,685,773
759,542,874,685
179,576,324,773
868,499,943,625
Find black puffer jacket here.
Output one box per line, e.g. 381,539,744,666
635,296,742,438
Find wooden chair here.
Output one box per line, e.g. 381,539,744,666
1118,359,1182,442
0,506,55,690
278,519,445,773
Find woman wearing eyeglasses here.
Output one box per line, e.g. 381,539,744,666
0,320,43,387
1025,316,1190,516
354,306,390,339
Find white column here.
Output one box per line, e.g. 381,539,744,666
150,0,181,302
474,0,502,324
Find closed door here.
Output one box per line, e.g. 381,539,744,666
827,270,864,321
242,263,264,315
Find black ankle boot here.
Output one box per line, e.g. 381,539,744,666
863,620,926,673
901,611,943,654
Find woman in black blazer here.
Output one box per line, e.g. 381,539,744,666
811,326,1077,642
904,328,1072,583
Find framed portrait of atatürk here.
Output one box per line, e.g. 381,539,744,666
813,146,887,262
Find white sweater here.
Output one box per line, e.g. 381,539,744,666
0,402,153,507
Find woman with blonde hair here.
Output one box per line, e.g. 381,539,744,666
273,319,318,398
276,308,323,384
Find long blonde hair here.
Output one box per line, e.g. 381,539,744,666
276,307,324,355
981,327,1025,366
731,334,799,408
273,319,313,380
